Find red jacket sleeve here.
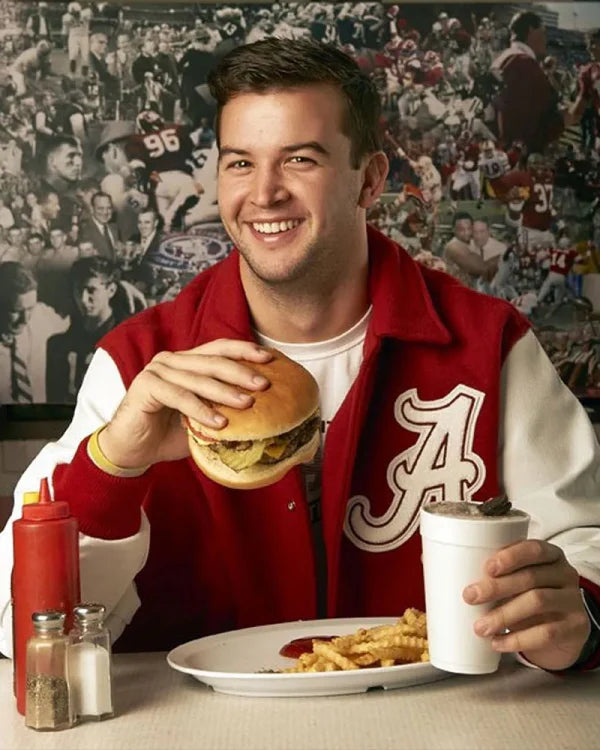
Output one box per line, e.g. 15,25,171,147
52,438,151,540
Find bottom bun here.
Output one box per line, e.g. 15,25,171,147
188,431,320,490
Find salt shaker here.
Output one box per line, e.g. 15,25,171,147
68,603,114,721
25,610,74,731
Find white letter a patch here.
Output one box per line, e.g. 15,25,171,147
344,386,486,552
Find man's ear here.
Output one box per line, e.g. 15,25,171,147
358,151,389,209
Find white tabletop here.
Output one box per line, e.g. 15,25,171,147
2,653,599,750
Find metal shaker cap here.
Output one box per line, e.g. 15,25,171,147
32,610,66,629
73,603,106,623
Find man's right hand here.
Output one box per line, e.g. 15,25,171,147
98,340,273,468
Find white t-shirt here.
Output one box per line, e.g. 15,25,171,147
255,306,372,614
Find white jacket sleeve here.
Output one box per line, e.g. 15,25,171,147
0,348,150,658
499,329,600,589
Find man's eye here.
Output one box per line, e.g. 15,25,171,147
289,156,314,164
228,160,251,169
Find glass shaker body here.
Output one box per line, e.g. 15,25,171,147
25,610,74,731
69,603,114,721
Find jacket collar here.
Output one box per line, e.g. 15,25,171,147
190,224,451,348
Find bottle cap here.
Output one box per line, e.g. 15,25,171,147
74,603,106,623
22,478,70,521
32,610,66,630
22,491,39,505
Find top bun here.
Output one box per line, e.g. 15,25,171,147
188,348,319,441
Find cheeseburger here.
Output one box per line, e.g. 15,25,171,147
184,349,320,489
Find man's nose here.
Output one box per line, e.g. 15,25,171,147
250,167,290,207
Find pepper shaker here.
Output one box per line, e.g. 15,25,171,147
25,610,74,731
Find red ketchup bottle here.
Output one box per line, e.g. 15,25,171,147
11,477,80,715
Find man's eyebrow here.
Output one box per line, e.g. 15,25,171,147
219,142,330,159
281,141,330,156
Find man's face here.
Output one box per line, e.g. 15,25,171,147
50,230,65,249
91,35,108,57
143,40,156,56
472,221,489,248
138,212,157,238
42,193,61,220
8,228,21,246
48,143,83,183
6,289,36,336
217,85,381,288
117,34,130,53
92,196,113,224
527,24,546,57
74,276,116,320
454,218,472,243
28,237,44,256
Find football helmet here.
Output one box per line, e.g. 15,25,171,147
136,109,163,134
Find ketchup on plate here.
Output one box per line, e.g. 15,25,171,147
279,635,337,659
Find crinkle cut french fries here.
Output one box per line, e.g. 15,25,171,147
284,609,429,673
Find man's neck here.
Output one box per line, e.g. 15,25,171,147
82,308,112,332
45,175,72,193
240,255,370,344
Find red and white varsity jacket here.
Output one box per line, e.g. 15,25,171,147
1,227,599,664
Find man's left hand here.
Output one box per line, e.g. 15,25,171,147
463,540,591,671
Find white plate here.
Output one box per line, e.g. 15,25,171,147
166,617,448,697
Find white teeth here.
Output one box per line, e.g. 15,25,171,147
252,219,300,235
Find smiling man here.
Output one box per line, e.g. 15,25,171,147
1,40,599,671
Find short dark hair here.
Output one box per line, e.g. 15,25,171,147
28,232,44,243
70,256,119,287
46,134,81,154
0,262,36,306
453,211,473,226
91,191,112,207
510,11,542,43
207,38,383,169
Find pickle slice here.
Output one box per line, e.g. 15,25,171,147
217,440,267,471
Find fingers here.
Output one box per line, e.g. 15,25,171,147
190,339,274,364
473,586,575,637
463,559,575,606
137,369,224,427
489,614,589,656
486,539,564,577
122,340,273,435
146,360,256,411
152,351,269,392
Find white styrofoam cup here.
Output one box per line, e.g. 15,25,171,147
420,502,530,674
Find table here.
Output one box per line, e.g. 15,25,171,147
2,654,599,750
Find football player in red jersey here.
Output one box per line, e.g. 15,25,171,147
494,152,556,248
537,237,583,305
98,111,219,233
125,110,202,232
